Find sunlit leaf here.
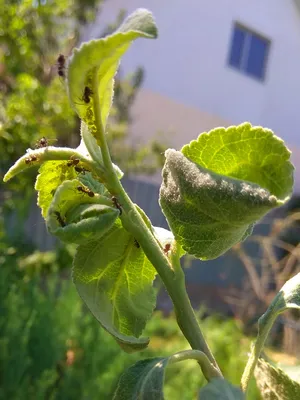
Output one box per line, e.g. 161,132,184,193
160,124,294,260
182,123,293,200
67,8,157,134
36,160,77,218
73,219,157,352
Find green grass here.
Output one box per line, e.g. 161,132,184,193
0,248,260,399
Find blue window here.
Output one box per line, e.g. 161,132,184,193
228,23,270,81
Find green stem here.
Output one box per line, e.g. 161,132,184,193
241,314,275,393
169,350,222,381
119,183,221,373
91,75,221,374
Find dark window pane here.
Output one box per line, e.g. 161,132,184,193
228,26,246,69
245,34,269,80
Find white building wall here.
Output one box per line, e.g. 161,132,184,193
87,0,300,147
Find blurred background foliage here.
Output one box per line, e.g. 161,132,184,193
0,243,260,399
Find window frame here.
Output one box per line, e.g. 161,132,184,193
227,22,271,82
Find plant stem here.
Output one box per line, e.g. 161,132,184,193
92,75,221,374
169,350,222,381
119,181,221,373
241,314,275,392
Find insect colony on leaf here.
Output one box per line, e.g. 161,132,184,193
67,156,89,174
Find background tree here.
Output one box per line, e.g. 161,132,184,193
0,0,165,239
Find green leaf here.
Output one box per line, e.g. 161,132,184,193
47,179,118,245
182,123,293,200
113,350,223,399
73,219,157,352
199,378,244,399
160,124,294,260
258,272,300,335
36,161,77,218
113,357,166,400
255,359,300,399
67,8,157,131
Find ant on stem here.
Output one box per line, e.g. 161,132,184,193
67,155,80,167
111,196,122,215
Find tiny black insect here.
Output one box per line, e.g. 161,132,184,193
134,239,140,248
77,185,94,197
57,54,66,78
34,137,57,149
82,86,93,104
112,196,122,215
54,211,66,227
67,155,80,167
74,166,89,175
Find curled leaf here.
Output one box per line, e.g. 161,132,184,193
182,123,293,200
160,124,294,260
47,179,116,244
3,147,82,183
36,161,77,218
67,9,157,135
160,149,280,260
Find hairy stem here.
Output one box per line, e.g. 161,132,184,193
91,76,221,374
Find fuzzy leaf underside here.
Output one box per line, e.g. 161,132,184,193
160,149,279,260
160,123,294,260
73,219,157,352
199,378,244,399
182,123,293,200
255,359,300,399
67,9,157,134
